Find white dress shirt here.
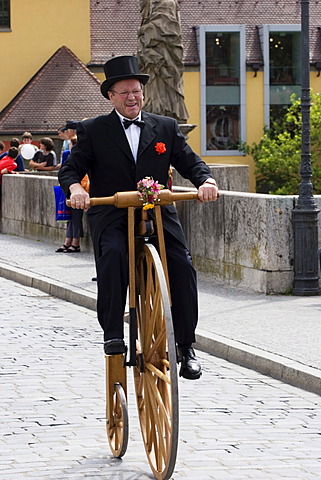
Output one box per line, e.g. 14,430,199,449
116,110,142,162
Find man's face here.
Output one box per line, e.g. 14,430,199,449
22,138,32,144
108,79,144,119
66,129,76,139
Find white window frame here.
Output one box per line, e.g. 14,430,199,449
198,24,246,156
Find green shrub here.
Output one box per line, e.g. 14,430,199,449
242,92,321,194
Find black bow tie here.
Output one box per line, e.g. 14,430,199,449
123,118,145,129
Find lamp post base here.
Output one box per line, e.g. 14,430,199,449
292,207,320,295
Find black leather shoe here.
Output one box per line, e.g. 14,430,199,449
177,345,202,380
104,338,126,355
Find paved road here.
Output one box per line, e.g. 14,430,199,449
1,278,321,479
1,234,320,395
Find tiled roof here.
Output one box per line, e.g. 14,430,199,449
0,46,111,135
90,0,321,65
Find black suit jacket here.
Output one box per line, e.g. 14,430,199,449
58,109,214,248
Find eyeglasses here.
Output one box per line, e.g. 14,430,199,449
110,89,143,98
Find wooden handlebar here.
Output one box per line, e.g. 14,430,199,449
66,189,203,208
66,188,220,208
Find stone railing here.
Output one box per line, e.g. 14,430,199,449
1,168,320,294
175,190,320,294
0,173,92,250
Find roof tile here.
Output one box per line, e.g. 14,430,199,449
0,46,111,134
89,0,321,65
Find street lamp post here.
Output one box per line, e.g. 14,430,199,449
292,0,320,295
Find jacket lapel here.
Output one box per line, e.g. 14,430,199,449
138,112,159,158
103,110,134,162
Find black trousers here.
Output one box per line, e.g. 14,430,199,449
66,208,84,239
96,217,198,345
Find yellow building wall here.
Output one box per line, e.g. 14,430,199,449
3,1,321,193
183,69,201,154
183,70,264,192
310,73,321,94
0,0,91,111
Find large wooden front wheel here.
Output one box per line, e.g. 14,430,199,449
134,244,179,480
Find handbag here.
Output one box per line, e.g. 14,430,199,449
53,185,71,222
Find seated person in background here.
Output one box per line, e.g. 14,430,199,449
0,141,5,158
0,138,26,171
19,131,38,170
29,137,57,171
0,147,18,197
0,138,18,159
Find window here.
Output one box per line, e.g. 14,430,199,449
199,25,246,155
259,25,301,126
0,0,10,29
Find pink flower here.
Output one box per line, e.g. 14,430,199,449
137,176,164,209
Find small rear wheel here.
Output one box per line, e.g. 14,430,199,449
105,354,128,458
106,383,129,458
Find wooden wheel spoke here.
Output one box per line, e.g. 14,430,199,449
145,372,171,434
145,329,166,363
114,420,120,449
136,338,142,355
144,378,156,451
144,296,158,353
145,372,168,468
145,362,171,384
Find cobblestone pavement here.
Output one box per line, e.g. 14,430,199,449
1,234,320,395
1,278,321,479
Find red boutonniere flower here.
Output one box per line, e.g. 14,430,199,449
155,142,166,155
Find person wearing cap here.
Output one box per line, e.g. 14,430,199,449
61,120,78,132
61,121,78,150
58,126,71,154
58,55,218,380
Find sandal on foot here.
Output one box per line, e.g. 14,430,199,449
66,245,81,253
55,244,70,253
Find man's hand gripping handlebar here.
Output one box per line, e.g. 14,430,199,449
66,188,220,209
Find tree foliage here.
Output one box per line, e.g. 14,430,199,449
242,92,321,195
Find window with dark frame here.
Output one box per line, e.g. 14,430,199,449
205,31,241,151
0,0,10,29
269,31,301,124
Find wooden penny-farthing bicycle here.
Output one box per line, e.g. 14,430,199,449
76,188,199,479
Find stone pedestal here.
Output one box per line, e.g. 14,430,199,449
178,123,197,139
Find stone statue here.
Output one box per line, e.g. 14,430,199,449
137,0,189,123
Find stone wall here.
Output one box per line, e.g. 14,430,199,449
0,174,92,250
1,169,320,294
172,164,250,192
175,191,321,293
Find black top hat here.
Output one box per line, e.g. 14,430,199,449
100,56,149,99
